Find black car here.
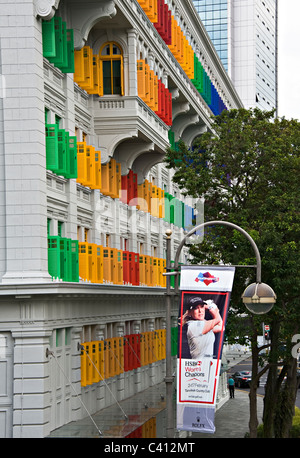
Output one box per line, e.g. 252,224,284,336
233,371,253,388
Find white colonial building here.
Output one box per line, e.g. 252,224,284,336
0,0,242,437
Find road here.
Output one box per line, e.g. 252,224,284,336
228,357,300,409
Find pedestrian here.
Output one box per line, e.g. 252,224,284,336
228,375,235,398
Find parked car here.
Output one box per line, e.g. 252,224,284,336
233,371,254,388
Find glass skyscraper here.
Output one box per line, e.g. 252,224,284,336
193,0,229,71
193,0,278,113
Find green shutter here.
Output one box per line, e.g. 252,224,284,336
60,29,75,73
202,71,211,105
169,194,175,225
70,240,79,282
49,17,63,66
42,18,56,58
57,129,67,175
191,53,198,87
174,198,180,227
43,17,75,74
46,124,59,171
168,130,175,149
195,59,204,93
48,236,61,279
46,124,77,179
48,236,79,282
63,238,79,282
61,22,68,69
65,135,77,179
164,192,170,223
59,237,66,280
191,55,204,94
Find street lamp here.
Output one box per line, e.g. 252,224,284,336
165,220,276,437
241,282,276,315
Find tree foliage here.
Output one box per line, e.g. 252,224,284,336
165,108,300,437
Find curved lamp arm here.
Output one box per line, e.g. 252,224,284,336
173,220,261,284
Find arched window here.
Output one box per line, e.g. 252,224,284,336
99,42,124,95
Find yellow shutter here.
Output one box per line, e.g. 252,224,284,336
74,48,85,83
137,59,146,99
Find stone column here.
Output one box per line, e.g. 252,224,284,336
70,326,83,422
132,320,142,392
115,322,125,401
147,319,156,387
95,325,106,410
12,328,52,438
0,2,51,284
127,29,137,97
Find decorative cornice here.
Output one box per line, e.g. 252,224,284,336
34,0,60,20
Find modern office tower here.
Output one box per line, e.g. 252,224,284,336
193,0,278,112
0,0,242,437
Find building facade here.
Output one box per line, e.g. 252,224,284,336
0,0,242,438
193,0,278,112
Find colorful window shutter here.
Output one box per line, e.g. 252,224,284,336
74,47,85,83
137,59,146,100
42,18,56,58
144,63,151,105
59,28,75,73
48,236,61,279
49,17,64,66
89,55,102,95
101,162,110,195
45,124,59,171
77,141,87,185
93,149,102,189
80,46,94,91
65,135,77,179
57,129,67,175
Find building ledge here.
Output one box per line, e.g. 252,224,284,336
0,281,171,299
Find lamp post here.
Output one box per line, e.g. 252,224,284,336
165,220,276,437
165,229,173,439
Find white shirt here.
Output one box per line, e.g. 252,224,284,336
186,320,215,360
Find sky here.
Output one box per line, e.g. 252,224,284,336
277,0,300,120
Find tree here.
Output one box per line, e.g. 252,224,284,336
165,108,300,437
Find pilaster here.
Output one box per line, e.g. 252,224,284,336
1,3,51,284
12,328,52,438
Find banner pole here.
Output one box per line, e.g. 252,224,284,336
165,229,174,438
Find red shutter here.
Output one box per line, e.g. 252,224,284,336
122,251,130,284
121,174,128,203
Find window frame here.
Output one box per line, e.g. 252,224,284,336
99,42,124,96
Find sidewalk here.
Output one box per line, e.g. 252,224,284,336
191,389,264,439
191,350,265,438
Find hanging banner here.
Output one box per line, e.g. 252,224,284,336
176,265,235,434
